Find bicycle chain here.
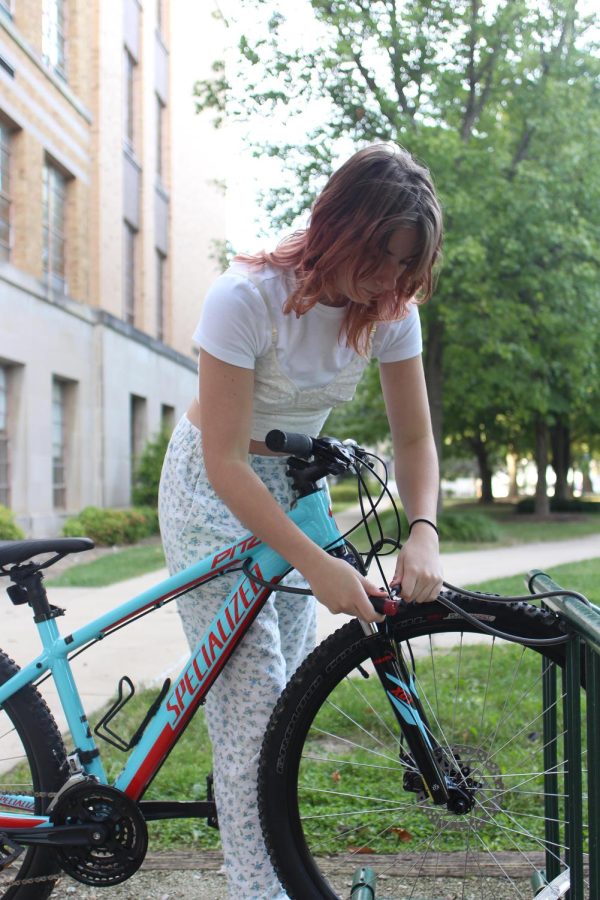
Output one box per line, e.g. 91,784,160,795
1,790,63,889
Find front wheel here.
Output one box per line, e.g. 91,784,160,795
0,650,68,899
259,597,581,899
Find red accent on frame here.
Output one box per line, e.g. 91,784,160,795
123,584,278,800
0,815,47,828
107,561,241,631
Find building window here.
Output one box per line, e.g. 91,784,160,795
130,394,147,487
160,403,175,433
42,0,67,79
124,222,136,325
43,161,67,293
156,94,165,179
0,122,11,262
124,48,136,152
52,378,67,509
156,249,166,341
0,366,10,507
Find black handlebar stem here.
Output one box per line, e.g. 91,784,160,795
266,430,360,495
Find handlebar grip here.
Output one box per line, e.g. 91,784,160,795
265,429,315,459
369,595,400,616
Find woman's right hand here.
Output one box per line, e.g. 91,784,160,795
304,554,386,623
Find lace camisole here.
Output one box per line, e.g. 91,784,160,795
194,263,423,442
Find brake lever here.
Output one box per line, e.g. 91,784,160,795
369,594,400,616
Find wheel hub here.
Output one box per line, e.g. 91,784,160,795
50,782,147,886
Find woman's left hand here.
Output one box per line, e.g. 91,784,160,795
390,524,443,603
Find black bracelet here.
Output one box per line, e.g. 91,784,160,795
409,517,439,536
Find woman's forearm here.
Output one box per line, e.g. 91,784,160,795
393,435,439,523
206,457,328,575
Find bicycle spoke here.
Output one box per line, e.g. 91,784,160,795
261,608,585,899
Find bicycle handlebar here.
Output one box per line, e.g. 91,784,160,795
265,430,315,458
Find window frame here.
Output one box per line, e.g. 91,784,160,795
42,0,68,80
0,365,10,508
0,121,12,263
124,48,136,153
42,160,68,294
156,248,166,341
124,221,136,325
51,377,67,510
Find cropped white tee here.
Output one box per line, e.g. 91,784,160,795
194,262,422,441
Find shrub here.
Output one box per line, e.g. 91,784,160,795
437,511,501,543
516,497,600,515
62,506,160,546
132,428,171,507
0,505,25,540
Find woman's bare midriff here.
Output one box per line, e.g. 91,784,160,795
186,400,284,456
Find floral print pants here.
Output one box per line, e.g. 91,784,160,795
158,416,316,899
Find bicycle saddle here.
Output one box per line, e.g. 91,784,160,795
0,538,95,569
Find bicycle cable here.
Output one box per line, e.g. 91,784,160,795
242,449,580,648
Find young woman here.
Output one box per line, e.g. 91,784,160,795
159,142,444,899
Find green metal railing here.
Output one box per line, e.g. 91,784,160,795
349,570,599,900
528,569,600,899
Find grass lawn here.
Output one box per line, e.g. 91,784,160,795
346,500,600,553
44,497,600,588
10,557,595,857
45,543,166,588
465,554,600,605
79,633,576,855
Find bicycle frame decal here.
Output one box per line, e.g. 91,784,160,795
0,794,35,813
166,560,269,726
385,672,432,748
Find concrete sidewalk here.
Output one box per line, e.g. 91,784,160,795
1,530,598,733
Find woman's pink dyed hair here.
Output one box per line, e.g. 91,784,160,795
235,143,443,354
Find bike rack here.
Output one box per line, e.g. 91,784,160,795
350,866,377,898
528,569,600,899
350,571,598,900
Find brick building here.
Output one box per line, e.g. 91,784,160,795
0,0,226,536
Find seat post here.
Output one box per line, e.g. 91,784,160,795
7,565,61,623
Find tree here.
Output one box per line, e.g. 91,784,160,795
196,0,600,512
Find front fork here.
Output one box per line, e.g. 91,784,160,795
360,620,450,806
361,620,476,815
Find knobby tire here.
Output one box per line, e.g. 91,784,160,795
0,650,68,900
258,597,583,899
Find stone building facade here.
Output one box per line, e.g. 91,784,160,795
0,0,225,536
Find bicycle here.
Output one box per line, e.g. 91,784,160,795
0,428,586,899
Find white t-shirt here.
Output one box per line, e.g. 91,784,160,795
194,262,422,388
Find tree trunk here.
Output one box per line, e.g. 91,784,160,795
471,432,494,504
423,312,444,515
506,450,520,499
550,418,572,501
582,471,594,494
534,419,550,516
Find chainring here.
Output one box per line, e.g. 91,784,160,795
50,781,147,886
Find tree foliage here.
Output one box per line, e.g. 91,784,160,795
196,0,600,510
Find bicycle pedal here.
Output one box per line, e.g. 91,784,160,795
0,833,25,868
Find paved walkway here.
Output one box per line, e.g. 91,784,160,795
1,525,598,733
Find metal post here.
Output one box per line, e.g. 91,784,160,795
542,656,560,884
563,636,583,899
587,644,600,898
350,866,376,899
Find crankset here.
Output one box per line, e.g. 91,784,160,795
50,781,148,886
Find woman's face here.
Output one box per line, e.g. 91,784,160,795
335,228,419,306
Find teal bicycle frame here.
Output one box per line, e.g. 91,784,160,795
0,488,343,831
